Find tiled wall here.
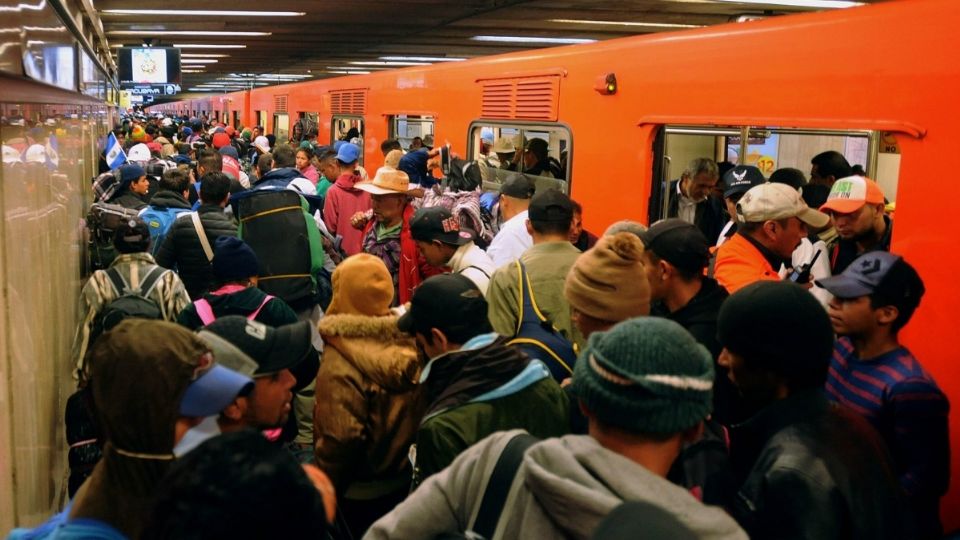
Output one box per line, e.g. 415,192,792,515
0,103,106,531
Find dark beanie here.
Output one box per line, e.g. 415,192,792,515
212,237,259,282
114,218,151,253
717,281,833,388
119,163,145,188
570,317,713,434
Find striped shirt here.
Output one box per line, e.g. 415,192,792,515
825,337,949,502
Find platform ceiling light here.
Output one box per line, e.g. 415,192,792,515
173,44,247,49
181,53,229,58
327,66,388,71
548,19,703,28
182,69,205,73
378,56,467,62
182,59,218,64
109,31,270,36
712,0,864,7
102,9,305,16
471,35,597,45
327,70,371,75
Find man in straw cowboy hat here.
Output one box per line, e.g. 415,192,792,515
354,168,441,305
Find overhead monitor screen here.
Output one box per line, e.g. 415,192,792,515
118,47,181,87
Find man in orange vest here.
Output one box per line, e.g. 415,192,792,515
714,183,829,294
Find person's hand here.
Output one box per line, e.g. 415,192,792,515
560,377,573,388
350,211,370,229
301,464,337,524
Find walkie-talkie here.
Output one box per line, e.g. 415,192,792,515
788,250,822,284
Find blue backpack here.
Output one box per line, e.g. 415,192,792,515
507,260,578,382
139,205,190,255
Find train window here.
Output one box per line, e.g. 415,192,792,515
332,115,364,164
274,113,289,142
389,115,434,151
467,121,572,196
257,110,267,132
232,111,240,129
649,125,901,234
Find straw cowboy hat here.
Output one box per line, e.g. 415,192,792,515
355,169,416,195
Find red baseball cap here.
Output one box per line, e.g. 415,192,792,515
212,132,231,149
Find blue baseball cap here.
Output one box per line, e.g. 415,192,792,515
179,364,253,417
171,154,192,165
119,163,146,185
815,251,925,301
336,142,360,163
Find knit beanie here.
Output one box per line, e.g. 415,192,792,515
130,125,146,142
241,128,252,142
326,253,394,317
212,236,260,282
564,232,651,322
118,163,145,189
570,317,713,434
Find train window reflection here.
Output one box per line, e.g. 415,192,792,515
468,121,571,196
389,115,433,151
332,115,364,165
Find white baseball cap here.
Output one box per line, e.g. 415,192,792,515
737,182,829,228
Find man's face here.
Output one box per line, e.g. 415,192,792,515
130,175,150,195
827,204,880,241
371,193,406,224
827,295,877,337
522,148,538,170
244,369,295,429
683,172,718,202
640,250,667,302
416,240,450,267
717,347,780,409
414,331,443,360
252,127,261,138
769,216,807,259
810,164,828,186
319,159,339,181
568,210,583,243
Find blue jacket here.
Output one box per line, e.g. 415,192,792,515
253,167,303,190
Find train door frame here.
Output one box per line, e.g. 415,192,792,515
466,119,573,195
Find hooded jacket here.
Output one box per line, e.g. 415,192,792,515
322,172,371,256
366,431,747,540
155,204,238,299
315,312,424,498
254,167,303,190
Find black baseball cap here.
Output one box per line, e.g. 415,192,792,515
201,316,313,377
722,165,766,199
639,219,710,274
114,218,151,253
500,173,535,199
398,274,488,336
409,206,473,246
528,188,574,223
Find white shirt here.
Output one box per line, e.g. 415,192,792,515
448,241,496,295
485,209,533,268
676,181,697,224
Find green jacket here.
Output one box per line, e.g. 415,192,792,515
487,241,584,350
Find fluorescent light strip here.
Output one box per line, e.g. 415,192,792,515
712,0,863,7
379,56,466,62
182,69,205,73
173,44,247,49
348,61,431,66
326,66,389,71
102,9,305,16
182,59,218,64
548,18,702,28
181,53,229,58
109,31,270,36
327,70,371,75
471,35,596,45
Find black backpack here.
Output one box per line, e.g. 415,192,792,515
86,202,142,270
89,265,165,344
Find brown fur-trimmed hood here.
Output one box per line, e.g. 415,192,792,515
319,313,420,391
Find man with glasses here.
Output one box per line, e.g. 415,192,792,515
818,175,891,274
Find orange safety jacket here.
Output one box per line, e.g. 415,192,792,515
714,233,781,294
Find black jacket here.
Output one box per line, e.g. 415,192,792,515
109,189,148,211
652,278,743,425
649,179,726,243
146,189,191,211
729,390,911,540
155,204,238,299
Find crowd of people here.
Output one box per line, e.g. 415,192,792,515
9,111,950,539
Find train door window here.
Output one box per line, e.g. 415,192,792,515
257,110,267,132
232,111,240,129
332,115,364,164
274,113,289,142
649,125,900,234
389,115,434,151
293,112,318,143
467,121,572,195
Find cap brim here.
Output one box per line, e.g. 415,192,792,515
255,144,270,153
796,207,830,229
256,320,314,376
814,274,874,299
397,309,415,334
180,365,254,417
819,199,865,214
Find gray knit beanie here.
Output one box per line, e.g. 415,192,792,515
570,317,713,434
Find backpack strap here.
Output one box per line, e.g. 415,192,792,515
104,267,129,297
137,265,166,297
458,265,490,279
470,433,540,539
514,260,549,334
190,212,214,262
247,294,275,321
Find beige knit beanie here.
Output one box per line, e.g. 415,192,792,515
564,232,651,322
